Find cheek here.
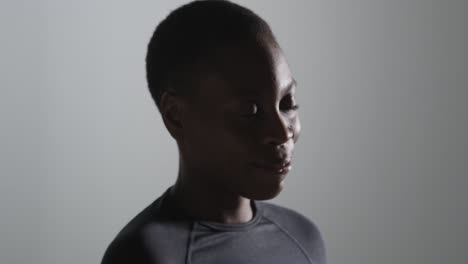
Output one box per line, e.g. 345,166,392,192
201,120,251,162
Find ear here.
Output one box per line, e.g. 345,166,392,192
160,91,184,140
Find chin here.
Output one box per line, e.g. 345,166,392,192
244,181,285,201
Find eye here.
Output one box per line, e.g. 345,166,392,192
239,102,259,118
280,94,300,112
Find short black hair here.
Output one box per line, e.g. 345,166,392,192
145,0,277,112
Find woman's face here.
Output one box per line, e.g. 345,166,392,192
180,41,301,200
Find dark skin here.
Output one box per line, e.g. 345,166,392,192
159,40,301,224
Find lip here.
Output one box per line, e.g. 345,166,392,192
253,160,292,174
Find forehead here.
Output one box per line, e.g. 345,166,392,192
198,42,294,101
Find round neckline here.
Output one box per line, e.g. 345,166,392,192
196,199,263,232
161,186,263,232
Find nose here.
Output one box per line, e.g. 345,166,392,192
261,110,293,147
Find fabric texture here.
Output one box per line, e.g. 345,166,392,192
101,186,326,264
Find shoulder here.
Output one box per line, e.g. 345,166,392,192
101,230,151,264
258,201,327,264
101,199,160,264
101,196,192,264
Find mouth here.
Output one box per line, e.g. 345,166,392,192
252,159,292,175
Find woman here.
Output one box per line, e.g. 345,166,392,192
102,1,326,263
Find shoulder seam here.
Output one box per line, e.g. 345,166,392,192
185,221,196,264
264,215,314,264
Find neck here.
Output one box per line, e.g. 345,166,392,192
170,161,254,224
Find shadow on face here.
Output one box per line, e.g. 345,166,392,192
179,41,302,200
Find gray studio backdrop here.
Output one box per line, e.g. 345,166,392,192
1,0,467,264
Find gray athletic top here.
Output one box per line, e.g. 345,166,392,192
101,186,326,264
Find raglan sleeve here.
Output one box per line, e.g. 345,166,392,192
263,203,327,264
301,215,327,264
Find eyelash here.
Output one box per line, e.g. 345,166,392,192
285,104,300,112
